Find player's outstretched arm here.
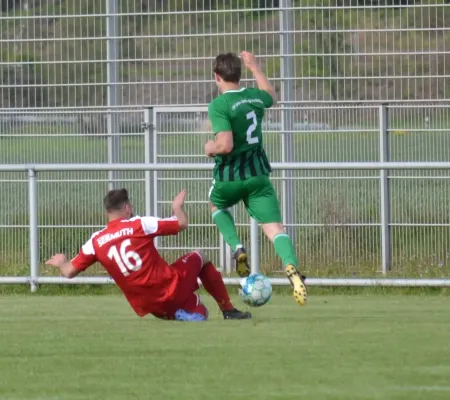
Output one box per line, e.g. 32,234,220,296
46,254,81,279
172,189,188,231
240,50,277,105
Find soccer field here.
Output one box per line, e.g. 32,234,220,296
1,293,449,400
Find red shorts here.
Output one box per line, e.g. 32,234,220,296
154,252,208,320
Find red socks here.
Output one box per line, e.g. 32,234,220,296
198,262,234,311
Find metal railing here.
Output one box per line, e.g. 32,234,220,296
1,1,449,108
1,162,450,292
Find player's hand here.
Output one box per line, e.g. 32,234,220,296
240,51,259,72
45,254,67,268
172,189,187,210
205,139,216,157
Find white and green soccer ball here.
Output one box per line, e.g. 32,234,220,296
239,273,272,307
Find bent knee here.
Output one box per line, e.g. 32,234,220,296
193,249,209,266
262,222,285,242
210,202,218,213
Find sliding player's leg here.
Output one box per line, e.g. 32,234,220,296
172,250,251,320
244,176,307,306
209,180,250,278
168,251,207,321
199,261,252,320
174,293,209,322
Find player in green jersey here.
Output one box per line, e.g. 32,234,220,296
204,51,307,306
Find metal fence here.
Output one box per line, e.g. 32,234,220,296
152,103,450,278
1,1,450,290
2,161,450,291
1,1,450,109
1,103,450,290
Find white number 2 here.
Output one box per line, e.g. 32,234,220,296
107,239,142,277
246,111,259,144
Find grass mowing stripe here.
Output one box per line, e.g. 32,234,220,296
0,295,449,400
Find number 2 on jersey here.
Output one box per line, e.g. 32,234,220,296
246,111,259,145
107,239,142,276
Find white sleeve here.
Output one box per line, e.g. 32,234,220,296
138,216,179,236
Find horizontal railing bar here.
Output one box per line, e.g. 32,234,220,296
0,3,445,21
18,175,450,182
2,277,450,287
0,107,145,113
3,223,450,229
0,133,145,138
2,75,450,87
0,3,445,22
155,247,220,251
0,101,449,113
1,51,450,65
156,130,380,135
2,27,449,42
3,162,450,172
5,175,450,182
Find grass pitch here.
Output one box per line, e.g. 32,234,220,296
0,293,449,400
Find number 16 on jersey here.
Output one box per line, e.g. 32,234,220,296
107,239,143,276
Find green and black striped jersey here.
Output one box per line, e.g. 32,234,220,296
208,87,273,182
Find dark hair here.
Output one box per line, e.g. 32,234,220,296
103,188,130,212
213,53,241,83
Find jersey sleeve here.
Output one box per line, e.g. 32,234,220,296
258,89,274,108
71,235,97,272
208,100,232,134
140,216,180,237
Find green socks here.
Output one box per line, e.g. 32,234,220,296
212,209,242,252
212,211,298,268
273,233,299,268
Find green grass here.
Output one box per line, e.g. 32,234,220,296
1,294,450,399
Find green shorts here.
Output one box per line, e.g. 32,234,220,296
208,175,282,224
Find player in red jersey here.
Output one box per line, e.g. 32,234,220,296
45,188,251,321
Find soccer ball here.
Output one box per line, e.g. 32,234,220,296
238,273,272,307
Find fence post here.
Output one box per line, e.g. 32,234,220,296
250,218,259,274
379,104,392,274
152,108,160,249
279,0,296,243
143,107,154,216
28,168,39,292
106,0,120,190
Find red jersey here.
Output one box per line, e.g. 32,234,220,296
71,215,181,317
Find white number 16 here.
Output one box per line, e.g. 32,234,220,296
246,111,259,145
107,239,142,276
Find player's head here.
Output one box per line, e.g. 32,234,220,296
213,52,241,92
103,188,134,220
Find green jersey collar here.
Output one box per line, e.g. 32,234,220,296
223,87,246,94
